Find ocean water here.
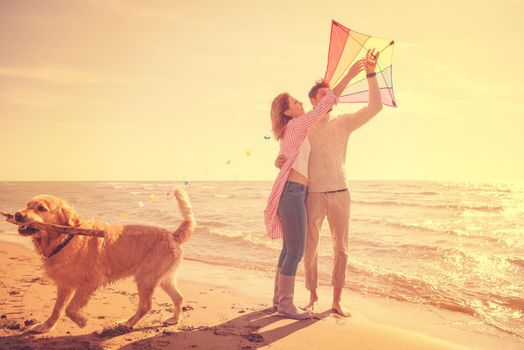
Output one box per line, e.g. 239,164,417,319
0,181,523,339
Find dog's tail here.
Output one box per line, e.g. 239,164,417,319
172,187,196,244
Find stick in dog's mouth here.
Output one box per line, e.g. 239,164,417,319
1,212,40,235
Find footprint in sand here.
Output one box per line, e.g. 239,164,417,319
334,315,348,326
182,305,194,312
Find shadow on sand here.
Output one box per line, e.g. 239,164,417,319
0,307,334,349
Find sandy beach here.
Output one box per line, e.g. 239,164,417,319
0,241,521,350
2,0,524,347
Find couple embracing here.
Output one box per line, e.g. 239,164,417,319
264,49,383,319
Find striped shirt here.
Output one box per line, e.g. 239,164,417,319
264,90,337,239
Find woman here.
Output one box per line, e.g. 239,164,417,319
264,60,364,319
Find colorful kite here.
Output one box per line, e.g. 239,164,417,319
324,20,396,107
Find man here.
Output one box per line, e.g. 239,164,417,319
275,49,383,317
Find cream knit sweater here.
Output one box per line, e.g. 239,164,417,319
307,76,383,192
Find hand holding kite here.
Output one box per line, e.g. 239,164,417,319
364,48,379,73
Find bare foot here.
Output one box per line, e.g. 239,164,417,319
332,301,351,317
302,296,318,313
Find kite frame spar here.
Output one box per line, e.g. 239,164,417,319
325,20,397,107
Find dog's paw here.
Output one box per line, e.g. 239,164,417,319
30,322,54,333
163,315,181,325
75,317,88,328
117,319,135,328
68,313,88,328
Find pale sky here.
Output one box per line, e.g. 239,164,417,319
1,0,523,181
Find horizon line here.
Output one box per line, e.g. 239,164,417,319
2,179,524,183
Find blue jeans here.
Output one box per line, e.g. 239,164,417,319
277,181,308,276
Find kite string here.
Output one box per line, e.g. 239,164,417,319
177,135,273,186
116,134,273,222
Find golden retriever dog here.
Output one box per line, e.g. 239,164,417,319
14,188,195,333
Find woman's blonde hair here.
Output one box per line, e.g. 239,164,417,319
270,93,290,140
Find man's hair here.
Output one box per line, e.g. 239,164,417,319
308,79,330,100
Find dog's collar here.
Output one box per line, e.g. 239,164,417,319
48,234,74,258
